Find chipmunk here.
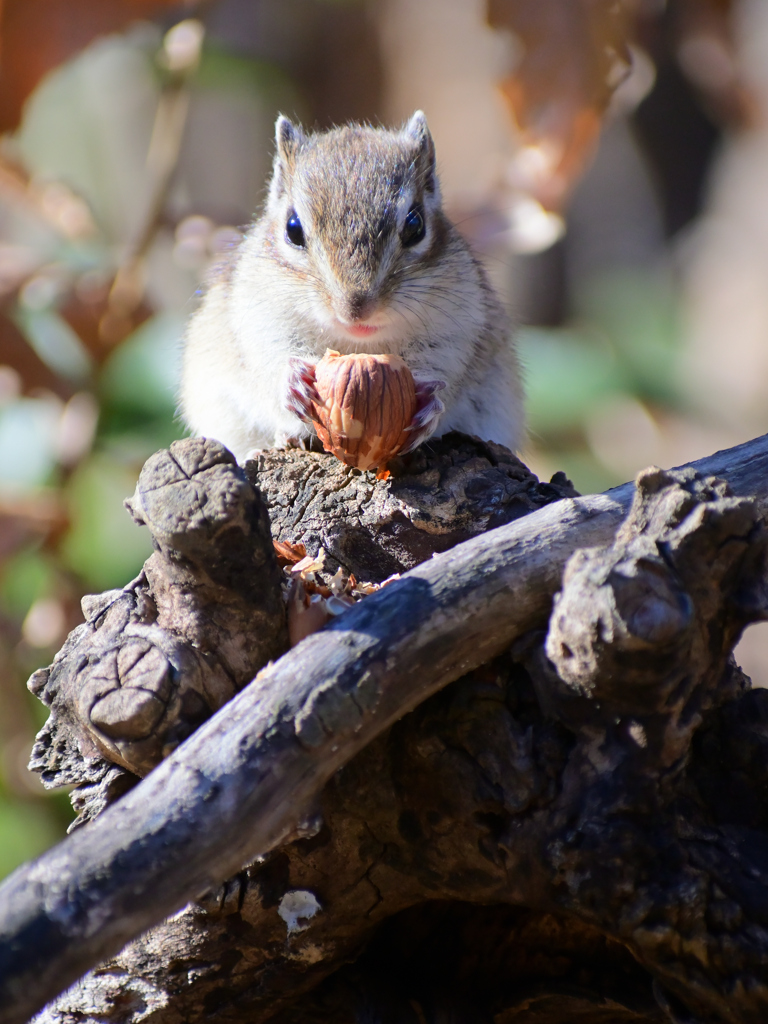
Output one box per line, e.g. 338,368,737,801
180,112,524,463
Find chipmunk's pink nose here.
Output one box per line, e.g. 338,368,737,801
331,289,387,337
345,291,379,323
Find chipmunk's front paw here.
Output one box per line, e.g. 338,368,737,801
401,379,446,454
286,359,320,423
280,434,325,452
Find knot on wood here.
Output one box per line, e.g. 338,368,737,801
125,438,245,547
544,466,767,763
30,583,243,783
29,438,291,803
88,639,172,740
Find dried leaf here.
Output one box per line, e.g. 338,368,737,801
273,538,308,568
488,0,636,208
291,548,327,577
350,579,380,597
59,282,153,361
328,567,347,597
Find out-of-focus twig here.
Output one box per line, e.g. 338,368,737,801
102,18,205,347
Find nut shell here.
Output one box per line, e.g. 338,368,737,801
310,350,417,471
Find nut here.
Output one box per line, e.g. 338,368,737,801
310,350,417,471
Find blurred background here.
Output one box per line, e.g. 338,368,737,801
0,0,766,874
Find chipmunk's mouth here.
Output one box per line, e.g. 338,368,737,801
332,318,382,339
343,323,381,338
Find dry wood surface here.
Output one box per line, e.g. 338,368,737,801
1,432,767,1024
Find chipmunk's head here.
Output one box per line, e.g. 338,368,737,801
264,112,447,346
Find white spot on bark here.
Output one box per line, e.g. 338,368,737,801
628,721,647,748
278,889,322,934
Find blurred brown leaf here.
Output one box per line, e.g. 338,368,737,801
0,308,74,399
675,0,756,128
59,277,153,363
488,0,636,209
0,0,197,132
0,156,98,267
0,493,68,562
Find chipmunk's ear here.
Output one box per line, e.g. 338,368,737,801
269,115,306,203
275,115,305,162
404,110,437,193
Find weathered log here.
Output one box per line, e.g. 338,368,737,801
27,434,577,824
32,459,768,1024
2,432,768,1024
248,432,579,582
28,439,287,796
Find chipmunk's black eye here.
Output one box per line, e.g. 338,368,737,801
285,211,305,247
401,203,426,247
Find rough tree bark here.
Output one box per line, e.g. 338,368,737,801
1,433,768,1024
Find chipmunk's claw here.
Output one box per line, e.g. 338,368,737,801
401,379,446,454
286,359,319,423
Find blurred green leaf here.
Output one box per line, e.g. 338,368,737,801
99,311,181,416
0,397,61,488
518,326,625,435
98,311,183,455
196,45,303,110
575,269,681,403
544,448,625,495
15,26,160,243
14,307,93,382
59,453,152,591
0,547,54,619
0,793,64,880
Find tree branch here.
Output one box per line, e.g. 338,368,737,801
1,432,767,1024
